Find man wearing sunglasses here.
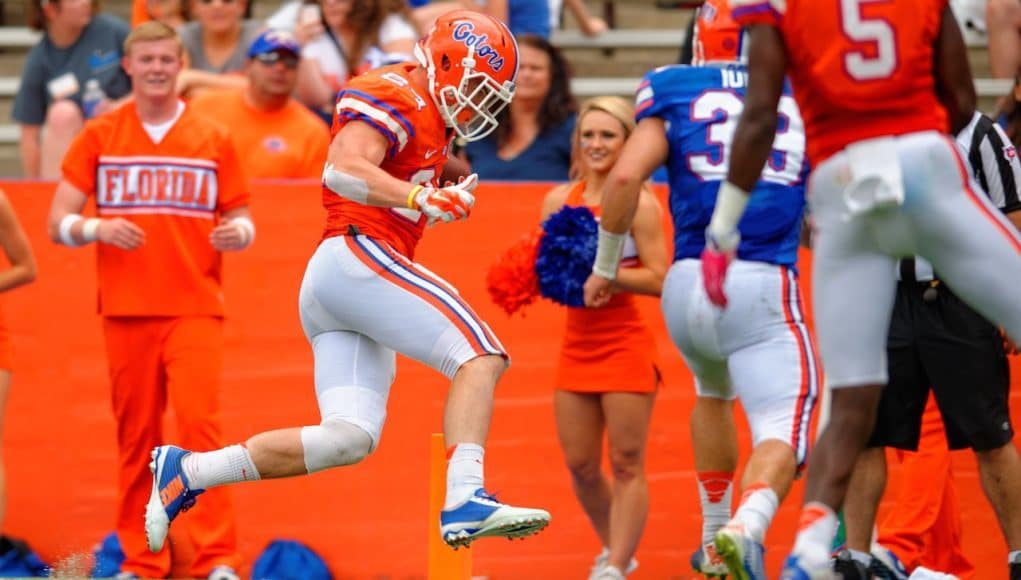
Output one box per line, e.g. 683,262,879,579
190,30,329,179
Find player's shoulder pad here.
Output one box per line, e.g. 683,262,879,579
730,0,785,26
635,64,722,121
335,66,430,153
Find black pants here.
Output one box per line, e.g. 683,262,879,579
868,281,1013,451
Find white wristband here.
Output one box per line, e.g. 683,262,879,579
232,216,255,247
81,218,101,243
707,181,750,252
58,214,84,247
592,226,627,280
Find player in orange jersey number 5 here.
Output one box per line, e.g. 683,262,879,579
702,0,1021,578
47,22,252,580
142,8,551,556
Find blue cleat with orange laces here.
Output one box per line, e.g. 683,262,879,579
144,445,204,552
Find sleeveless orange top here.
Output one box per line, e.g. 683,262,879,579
554,181,660,393
0,300,12,371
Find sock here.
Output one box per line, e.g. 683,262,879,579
848,548,871,567
182,444,260,489
732,482,778,543
697,471,734,545
445,443,484,509
1009,550,1021,564
791,502,839,569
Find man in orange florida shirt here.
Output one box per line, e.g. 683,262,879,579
190,29,329,180
47,21,252,580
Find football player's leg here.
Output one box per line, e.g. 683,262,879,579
783,155,898,575
335,235,548,545
717,267,818,580
909,134,1021,344
660,259,735,576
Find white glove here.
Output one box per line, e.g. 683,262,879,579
411,173,479,224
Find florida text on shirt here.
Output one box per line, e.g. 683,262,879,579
96,155,219,219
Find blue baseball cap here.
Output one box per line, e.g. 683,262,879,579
247,29,301,58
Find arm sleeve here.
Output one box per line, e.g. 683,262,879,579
60,124,101,196
214,129,251,213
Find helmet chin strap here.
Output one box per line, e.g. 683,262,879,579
414,42,448,126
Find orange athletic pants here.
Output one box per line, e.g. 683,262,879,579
103,316,240,579
877,394,975,579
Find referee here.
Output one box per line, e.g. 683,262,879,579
836,111,1021,580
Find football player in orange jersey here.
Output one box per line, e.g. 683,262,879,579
47,21,252,580
699,0,1021,578
144,9,551,554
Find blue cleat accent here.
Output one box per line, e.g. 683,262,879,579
439,488,550,549
780,555,814,580
714,525,765,580
780,554,835,580
691,543,730,578
144,445,204,552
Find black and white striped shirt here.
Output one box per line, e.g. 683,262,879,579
900,111,1021,282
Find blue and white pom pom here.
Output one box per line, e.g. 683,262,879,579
535,205,598,307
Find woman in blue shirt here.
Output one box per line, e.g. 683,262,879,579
463,34,577,182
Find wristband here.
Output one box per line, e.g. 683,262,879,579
407,185,425,210
58,214,84,247
592,226,627,280
81,218,101,243
707,181,750,252
232,216,255,247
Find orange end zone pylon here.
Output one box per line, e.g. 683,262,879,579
427,432,472,580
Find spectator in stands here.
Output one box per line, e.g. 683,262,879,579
189,30,330,179
549,0,608,37
410,0,555,38
132,0,189,28
14,0,131,179
175,0,262,98
987,0,1021,79
997,69,1021,145
462,34,576,181
0,189,37,536
541,96,667,580
292,0,418,121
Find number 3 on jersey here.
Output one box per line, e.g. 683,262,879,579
688,91,805,185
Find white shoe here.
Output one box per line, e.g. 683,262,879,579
908,567,958,580
439,488,550,549
591,564,626,580
589,547,638,579
208,565,240,580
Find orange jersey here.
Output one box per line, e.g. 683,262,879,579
554,182,659,393
189,89,330,180
61,101,250,316
320,63,452,259
732,0,949,163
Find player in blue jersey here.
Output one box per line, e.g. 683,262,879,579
583,2,818,579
